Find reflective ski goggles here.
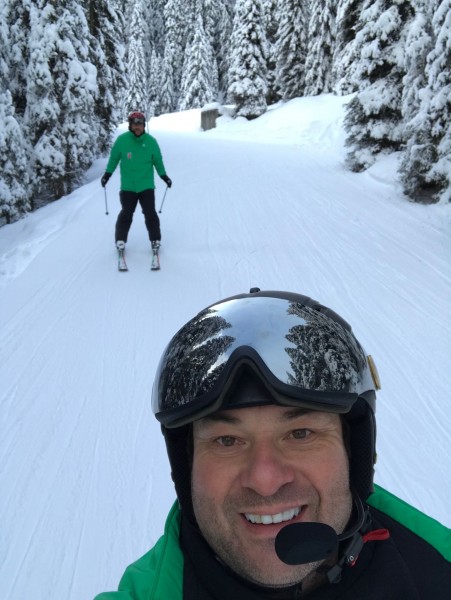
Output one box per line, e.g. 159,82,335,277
152,292,379,428
130,117,145,125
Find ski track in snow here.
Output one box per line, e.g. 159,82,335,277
1,96,450,600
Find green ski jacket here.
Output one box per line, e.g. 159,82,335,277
105,131,167,193
94,502,183,600
93,486,450,600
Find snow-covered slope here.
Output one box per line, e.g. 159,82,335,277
1,95,450,600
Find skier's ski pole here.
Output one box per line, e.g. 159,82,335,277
104,187,109,215
158,186,169,214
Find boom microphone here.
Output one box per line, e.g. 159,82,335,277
275,494,367,566
275,522,338,565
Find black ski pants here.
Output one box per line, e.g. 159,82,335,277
115,189,161,243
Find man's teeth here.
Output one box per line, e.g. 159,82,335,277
245,507,300,524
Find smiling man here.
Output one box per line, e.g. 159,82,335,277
94,289,451,599
191,399,353,591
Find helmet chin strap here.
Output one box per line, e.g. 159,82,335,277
275,492,369,584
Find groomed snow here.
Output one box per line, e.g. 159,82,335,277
1,94,450,599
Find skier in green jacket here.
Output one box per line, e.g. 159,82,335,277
101,111,172,254
94,289,451,599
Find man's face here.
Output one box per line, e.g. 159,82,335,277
192,404,352,587
130,120,145,136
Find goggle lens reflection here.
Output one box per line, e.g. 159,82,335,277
152,296,375,426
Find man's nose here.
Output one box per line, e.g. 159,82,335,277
239,440,295,497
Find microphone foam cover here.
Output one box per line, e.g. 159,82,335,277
275,522,338,565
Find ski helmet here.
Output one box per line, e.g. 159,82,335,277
152,289,380,520
128,111,146,132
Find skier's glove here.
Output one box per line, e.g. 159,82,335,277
161,175,172,188
101,172,111,187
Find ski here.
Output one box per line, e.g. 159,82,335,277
117,248,128,271
151,248,160,271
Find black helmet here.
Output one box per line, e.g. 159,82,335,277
152,289,380,519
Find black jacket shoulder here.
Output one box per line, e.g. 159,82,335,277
369,506,451,598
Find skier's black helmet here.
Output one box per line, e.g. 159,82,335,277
152,289,380,519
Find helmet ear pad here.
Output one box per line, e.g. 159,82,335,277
345,399,377,502
163,424,195,521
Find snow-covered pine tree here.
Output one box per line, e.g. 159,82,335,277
344,0,414,172
333,0,365,94
275,0,309,100
52,0,98,193
146,0,166,57
148,49,162,117
123,0,149,117
262,0,281,104
0,7,30,225
0,1,10,89
163,0,188,110
213,0,234,101
25,0,98,201
194,0,219,103
142,0,168,116
401,0,434,125
86,0,127,155
398,1,436,201
3,0,31,119
0,91,31,224
112,0,128,15
304,0,337,96
424,0,451,202
179,13,216,111
202,0,224,44
400,0,451,202
227,0,268,119
138,0,156,73
159,44,176,115
223,0,236,11
25,2,64,203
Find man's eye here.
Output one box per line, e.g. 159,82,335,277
291,429,312,440
216,436,237,447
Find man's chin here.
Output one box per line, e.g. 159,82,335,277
239,562,318,588
223,544,319,588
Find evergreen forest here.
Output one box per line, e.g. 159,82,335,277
1,0,450,225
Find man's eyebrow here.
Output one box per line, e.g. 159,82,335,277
198,412,239,425
281,407,314,420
